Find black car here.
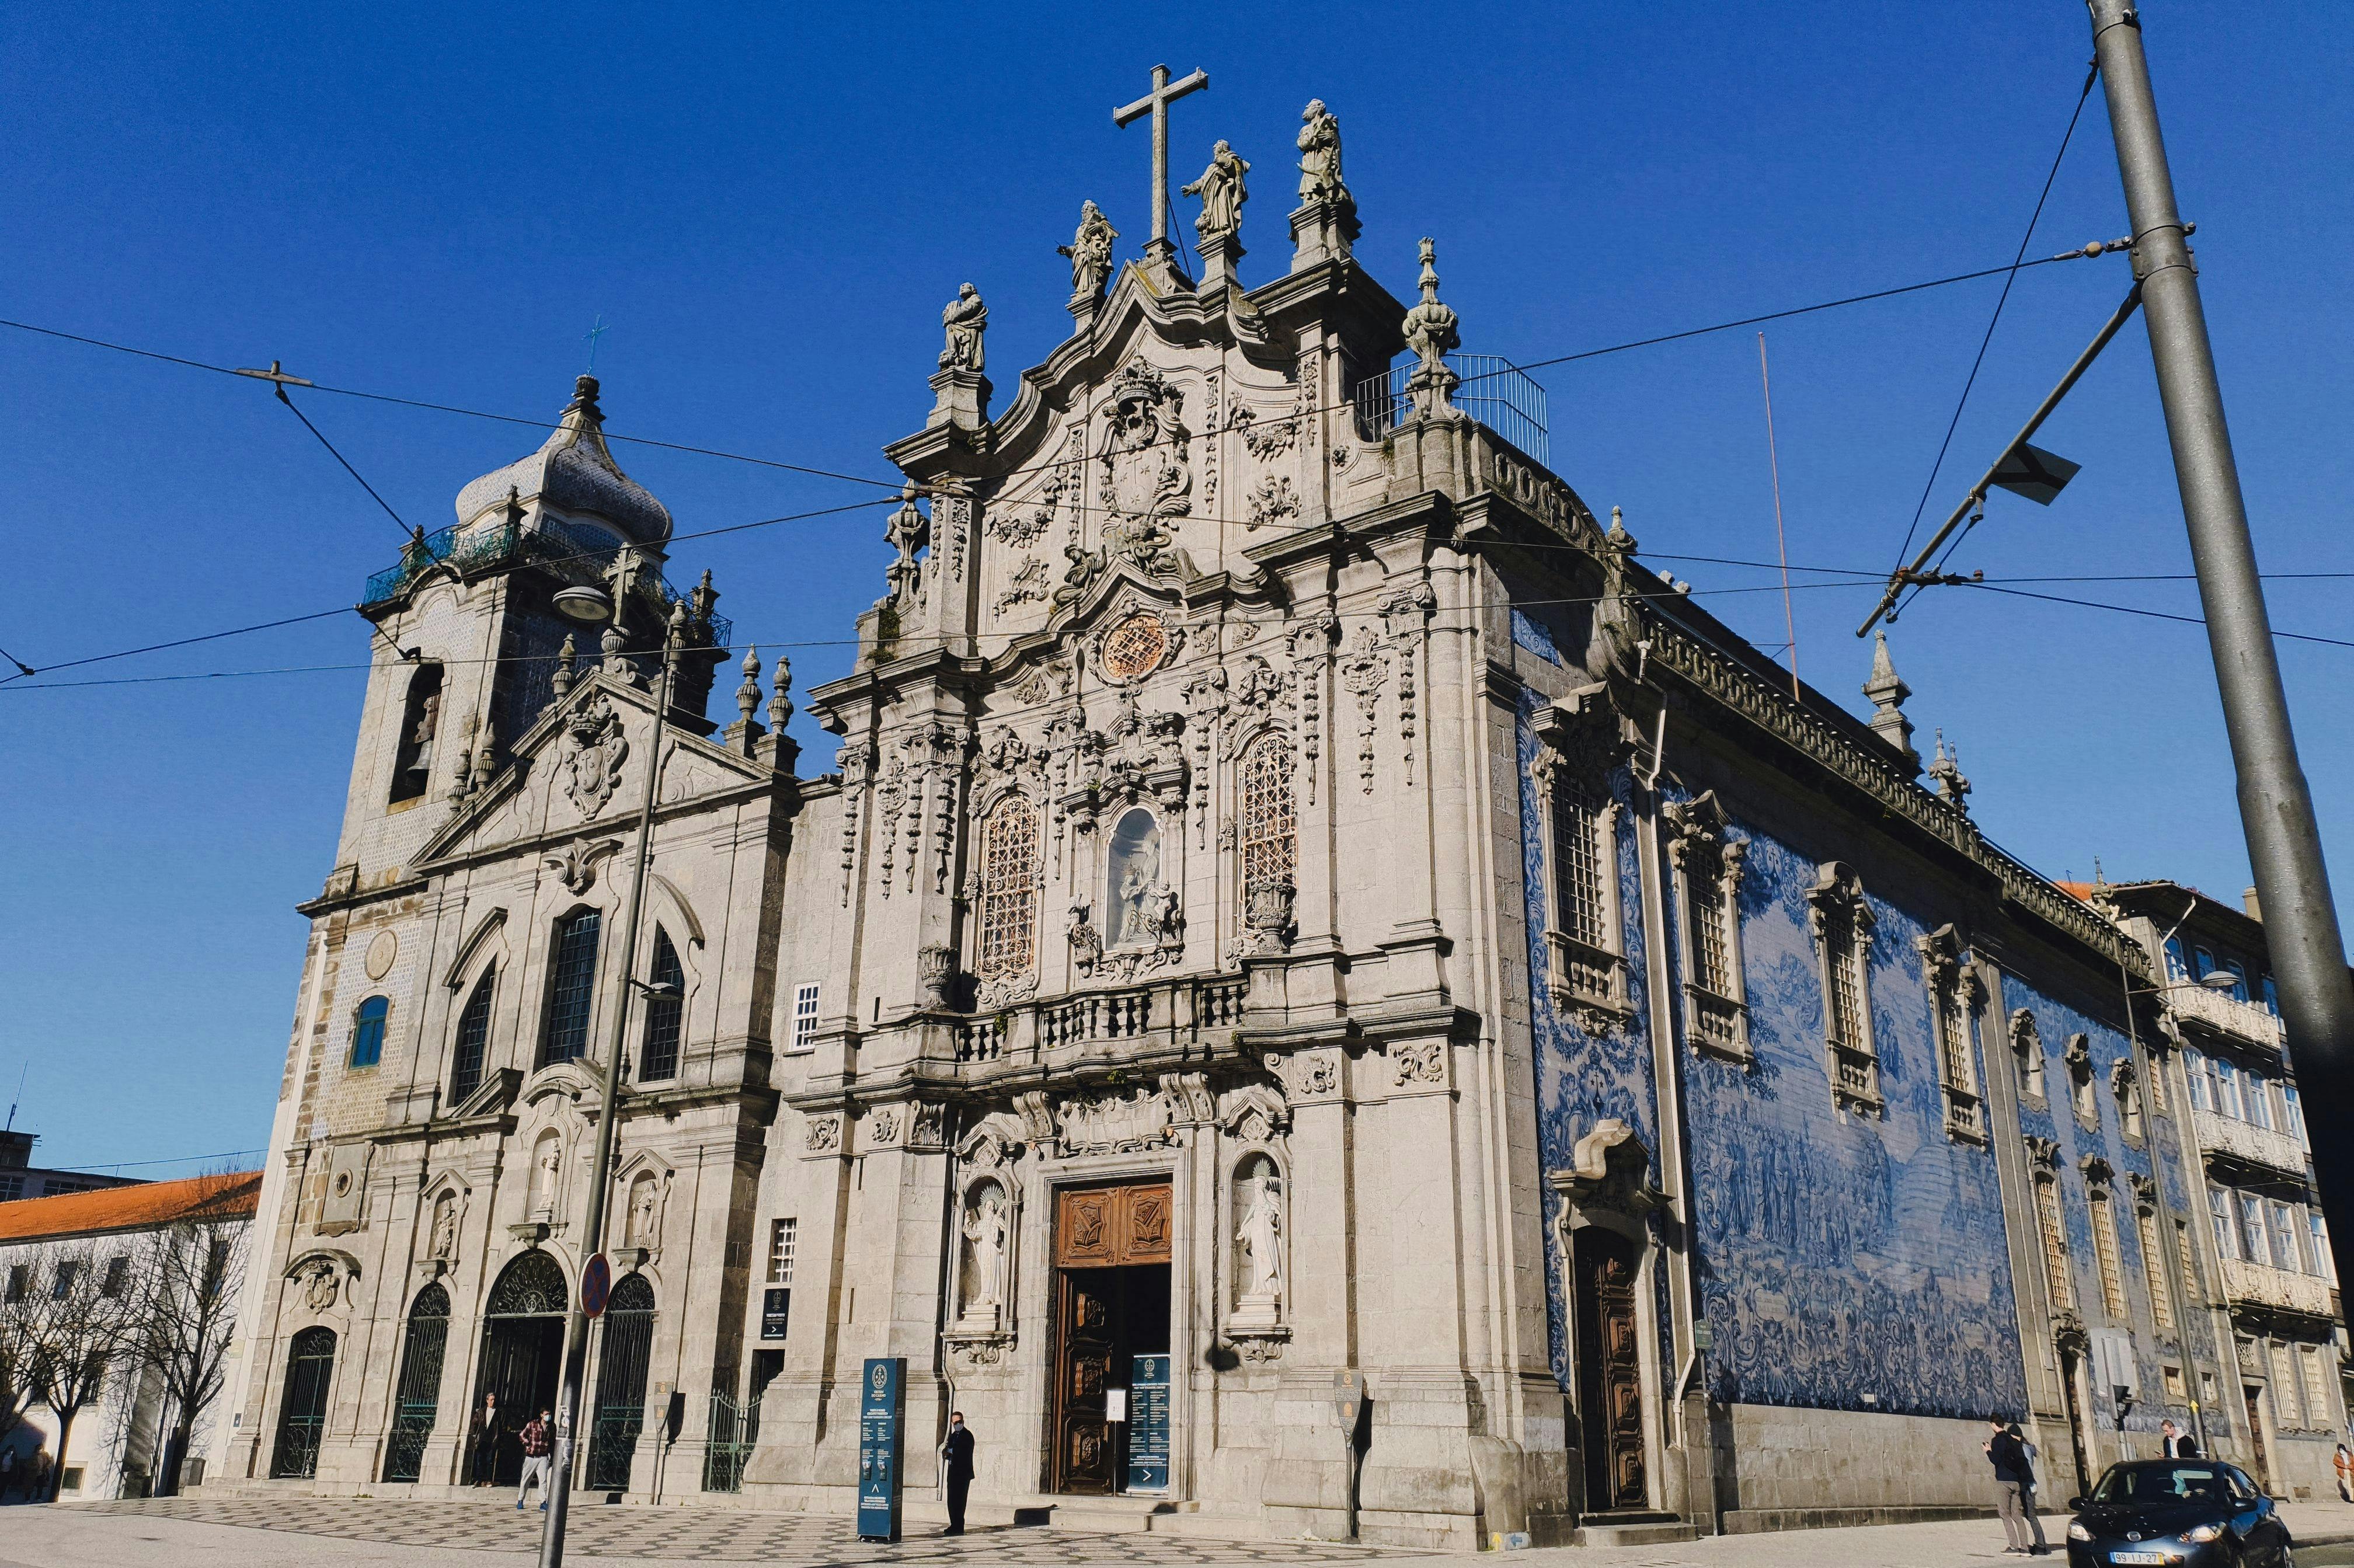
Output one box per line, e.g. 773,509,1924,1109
2066,1459,2294,1567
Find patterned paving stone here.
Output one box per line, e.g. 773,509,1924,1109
82,1496,1397,1564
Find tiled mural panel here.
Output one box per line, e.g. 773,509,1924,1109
1678,818,2026,1420
1516,693,1665,1391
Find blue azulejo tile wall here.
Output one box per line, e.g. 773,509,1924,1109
1676,813,2027,1420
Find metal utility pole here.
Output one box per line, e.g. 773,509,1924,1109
2087,0,2354,1286
540,602,686,1568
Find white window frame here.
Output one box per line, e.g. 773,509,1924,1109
767,1217,798,1285
788,982,820,1055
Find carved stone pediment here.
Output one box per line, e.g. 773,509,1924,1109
1055,1086,1176,1156
284,1247,363,1315
1546,1118,1665,1221
520,1057,608,1113
445,1067,521,1121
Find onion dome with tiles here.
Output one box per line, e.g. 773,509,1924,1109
452,374,673,549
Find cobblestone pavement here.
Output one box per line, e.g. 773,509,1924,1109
55,1495,1393,1564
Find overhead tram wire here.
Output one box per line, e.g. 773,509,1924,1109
0,244,2119,516
1889,67,2099,571
18,571,2354,694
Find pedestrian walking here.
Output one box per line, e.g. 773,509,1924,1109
2160,1419,2200,1459
2008,1423,2052,1556
472,1393,502,1486
0,1445,17,1502
941,1410,975,1536
515,1409,553,1512
2333,1441,2352,1502
30,1450,51,1504
1986,1416,2035,1555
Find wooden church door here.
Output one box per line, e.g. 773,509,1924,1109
1575,1227,1648,1511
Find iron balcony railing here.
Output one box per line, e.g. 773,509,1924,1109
364,519,732,647
1352,353,1549,465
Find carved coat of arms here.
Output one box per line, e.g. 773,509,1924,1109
1095,360,1191,576
559,692,629,818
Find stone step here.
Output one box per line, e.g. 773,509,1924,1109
901,1493,1198,1536
1572,1511,1700,1549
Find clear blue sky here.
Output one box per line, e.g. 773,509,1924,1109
2,3,2347,1172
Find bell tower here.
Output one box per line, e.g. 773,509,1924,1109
325,374,725,893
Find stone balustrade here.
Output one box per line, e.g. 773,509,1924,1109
946,971,1249,1075
2169,981,2287,1053
2219,1256,2334,1319
2192,1106,2308,1179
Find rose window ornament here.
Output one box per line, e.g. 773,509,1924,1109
1101,612,1171,681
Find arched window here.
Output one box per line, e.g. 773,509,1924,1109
587,1274,657,1491
541,909,602,1068
350,996,389,1069
638,930,684,1082
976,799,1040,985
389,663,445,805
269,1326,337,1479
1238,736,1296,907
450,968,495,1105
382,1284,450,1482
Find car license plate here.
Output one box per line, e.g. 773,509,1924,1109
2108,1553,2170,1566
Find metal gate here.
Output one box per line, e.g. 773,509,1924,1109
584,1274,655,1492
702,1388,761,1493
269,1326,336,1479
381,1283,451,1482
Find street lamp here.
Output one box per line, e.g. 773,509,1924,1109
539,593,687,1568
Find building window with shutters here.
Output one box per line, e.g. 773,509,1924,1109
1917,925,1985,1142
2034,1168,2074,1313
539,908,602,1068
2301,1345,2335,1426
1530,696,1628,1030
1807,864,1879,1113
1664,792,1749,1060
2089,1182,2128,1319
2136,1198,2177,1333
974,797,1041,1007
638,928,685,1082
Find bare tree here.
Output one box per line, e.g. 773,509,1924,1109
119,1189,249,1495
0,1241,137,1501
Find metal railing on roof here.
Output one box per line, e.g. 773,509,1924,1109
363,520,730,647
1352,353,1549,466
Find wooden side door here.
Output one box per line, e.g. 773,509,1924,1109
1053,1270,1119,1493
1575,1229,1647,1511
1050,1182,1172,1494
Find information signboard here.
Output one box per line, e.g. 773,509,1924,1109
760,1287,791,1340
856,1357,904,1541
1127,1353,1171,1493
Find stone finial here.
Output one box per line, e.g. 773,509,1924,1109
692,567,718,624
1605,506,1638,553
1402,239,1461,416
767,653,795,733
448,707,476,796
550,633,577,707
600,623,637,685
469,712,496,793
1862,631,1920,776
736,646,763,728
570,374,601,419
1927,728,1972,811
1058,200,1119,307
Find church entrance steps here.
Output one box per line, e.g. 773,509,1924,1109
902,1492,1196,1535
1569,1509,1698,1548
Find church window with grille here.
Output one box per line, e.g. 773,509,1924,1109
1920,927,1984,1142
1531,701,1627,1025
1808,865,1879,1111
450,968,495,1105
1665,793,1747,1057
976,798,1041,984
540,908,602,1068
350,996,389,1069
638,929,684,1082
2090,1187,2127,1318
2137,1201,2177,1333
1238,736,1296,905
2035,1173,2074,1312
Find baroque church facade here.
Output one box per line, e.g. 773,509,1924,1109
215,86,2335,1545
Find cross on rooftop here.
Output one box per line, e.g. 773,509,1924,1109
1113,64,1209,284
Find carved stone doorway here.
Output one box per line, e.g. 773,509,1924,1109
1049,1182,1172,1495
1573,1226,1646,1511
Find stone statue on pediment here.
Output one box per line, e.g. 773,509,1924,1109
1183,141,1251,239
1297,100,1348,206
1057,200,1119,301
939,283,987,372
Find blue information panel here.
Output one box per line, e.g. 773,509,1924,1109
857,1357,904,1541
1127,1354,1171,1493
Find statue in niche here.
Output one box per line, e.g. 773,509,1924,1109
1183,140,1251,238
1057,200,1119,299
938,283,987,372
531,1136,562,1218
961,1185,1011,1327
429,1194,458,1260
627,1177,659,1248
1233,1158,1285,1319
1297,99,1348,205
1106,808,1164,947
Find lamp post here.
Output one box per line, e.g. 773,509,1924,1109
538,586,685,1568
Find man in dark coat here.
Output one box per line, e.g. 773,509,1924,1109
942,1411,975,1536
2161,1419,2200,1458
472,1393,501,1485
1987,1416,2035,1554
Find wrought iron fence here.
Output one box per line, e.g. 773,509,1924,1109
381,1289,450,1483
586,1286,656,1492
361,519,730,647
1350,353,1549,465
702,1388,761,1493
